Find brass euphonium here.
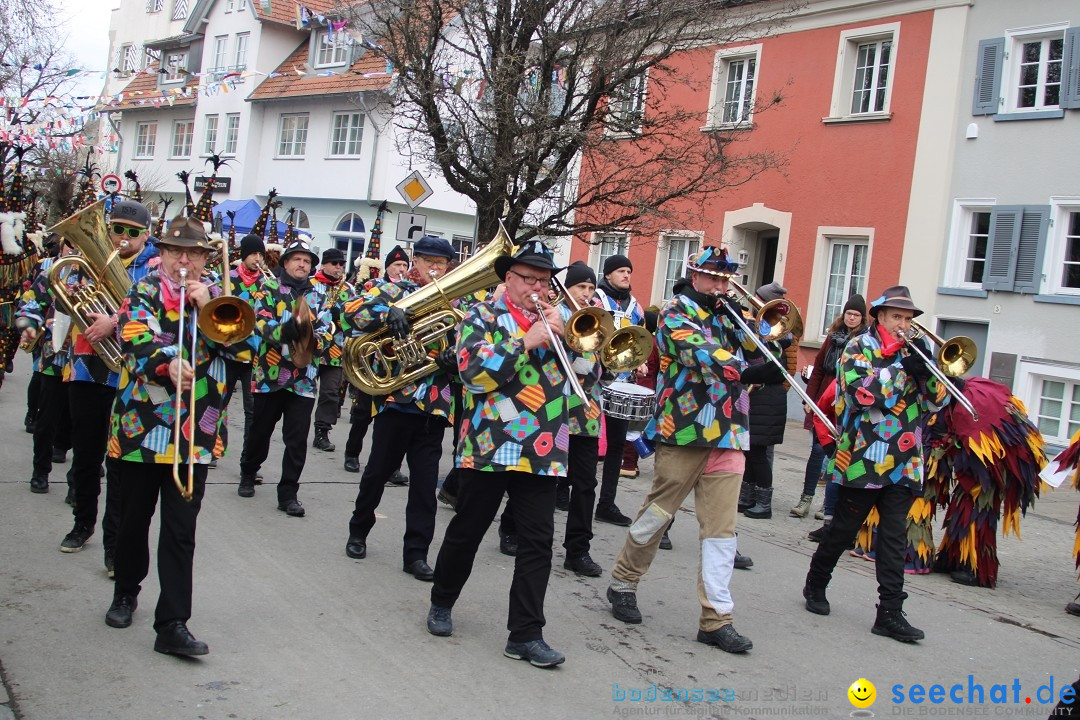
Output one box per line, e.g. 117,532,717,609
551,276,653,374
47,199,131,373
342,225,516,395
198,229,256,344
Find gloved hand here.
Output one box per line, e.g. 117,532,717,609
386,306,409,340
435,347,458,374
900,352,933,382
739,362,784,385
279,316,303,343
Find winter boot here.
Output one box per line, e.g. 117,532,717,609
312,427,336,452
790,493,814,518
871,605,925,643
744,487,773,519
737,482,754,513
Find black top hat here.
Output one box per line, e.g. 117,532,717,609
280,238,319,266
494,240,562,280
159,217,210,250
869,285,923,318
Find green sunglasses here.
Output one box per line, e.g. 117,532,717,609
110,223,146,239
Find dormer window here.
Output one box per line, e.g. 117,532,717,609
313,29,349,68
162,51,188,83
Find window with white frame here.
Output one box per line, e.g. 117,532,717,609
313,30,349,68
1047,201,1080,295
827,23,899,120
945,201,995,289
211,36,228,78
707,46,761,127
171,120,194,158
452,235,474,264
134,122,157,158
223,113,240,155
225,0,235,10
203,115,218,155
1061,211,1080,291
233,33,250,71
115,44,139,75
608,73,646,134
172,0,188,20
1014,34,1064,110
972,25,1080,117
278,114,309,156
146,0,164,12
660,234,701,300
821,237,868,334
1033,377,1080,445
331,212,367,258
592,233,629,278
329,112,364,156
162,51,187,83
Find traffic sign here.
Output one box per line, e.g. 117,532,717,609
101,174,123,194
395,171,433,209
396,213,427,243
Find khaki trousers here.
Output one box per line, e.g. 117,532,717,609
611,443,741,631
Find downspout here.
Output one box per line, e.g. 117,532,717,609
358,91,380,267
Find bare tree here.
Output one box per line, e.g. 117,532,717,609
346,0,799,244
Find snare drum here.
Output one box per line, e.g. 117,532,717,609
601,382,656,431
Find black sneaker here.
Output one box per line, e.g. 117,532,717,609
803,583,830,615
154,620,209,656
564,554,603,577
343,456,360,473
697,625,753,653
733,551,753,569
607,586,642,624
426,604,453,636
104,549,115,579
504,638,565,667
807,524,829,543
595,504,632,527
238,475,256,498
60,525,93,553
871,606,925,643
30,475,48,494
105,594,137,628
278,499,306,517
498,530,518,556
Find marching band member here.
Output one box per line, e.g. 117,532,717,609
104,216,253,655
606,247,777,654
239,238,331,516
594,254,645,527
426,242,570,669
343,236,456,580
384,245,410,282
802,286,948,643
311,247,352,453
60,200,157,580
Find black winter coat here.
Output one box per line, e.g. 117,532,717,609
748,382,788,447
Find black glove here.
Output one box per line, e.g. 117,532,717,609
386,306,409,340
740,362,784,385
435,347,458,374
950,376,966,392
279,316,303,343
900,352,933,382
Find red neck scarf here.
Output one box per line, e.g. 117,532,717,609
876,323,904,357
237,263,261,287
505,296,539,331
314,270,342,287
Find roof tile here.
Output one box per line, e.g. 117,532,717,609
247,41,393,101
101,63,200,112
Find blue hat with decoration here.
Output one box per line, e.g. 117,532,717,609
686,246,739,278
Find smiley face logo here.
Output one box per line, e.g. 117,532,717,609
848,678,876,709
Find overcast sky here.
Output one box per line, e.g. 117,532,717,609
59,0,120,97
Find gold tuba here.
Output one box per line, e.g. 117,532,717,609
342,226,515,395
47,199,131,373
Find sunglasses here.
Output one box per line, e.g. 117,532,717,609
110,223,145,239
324,260,345,266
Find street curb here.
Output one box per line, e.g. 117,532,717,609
0,658,21,720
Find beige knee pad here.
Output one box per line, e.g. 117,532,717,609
629,503,672,545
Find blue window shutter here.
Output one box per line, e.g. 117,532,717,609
1063,28,1080,109
973,38,1005,116
1013,206,1050,294
983,207,1022,291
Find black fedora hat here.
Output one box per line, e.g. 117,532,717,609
281,238,319,266
494,239,563,280
869,285,923,317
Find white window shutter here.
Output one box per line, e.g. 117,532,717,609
172,0,188,19
1012,206,1050,294
972,37,1004,116
1062,28,1080,110
982,207,1022,291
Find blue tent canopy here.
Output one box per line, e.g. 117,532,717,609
212,199,287,237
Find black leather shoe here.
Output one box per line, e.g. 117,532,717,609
345,536,367,559
554,488,570,511
949,569,979,587
733,551,753,569
404,559,434,581
564,553,603,577
437,487,457,509
154,620,209,656
803,583,830,615
595,504,632,527
697,625,753,653
807,524,829,543
607,586,642,624
238,476,256,498
64,487,75,507
51,447,67,464
105,594,137,628
658,531,673,550
386,470,409,487
498,530,518,557
343,456,360,473
427,604,453,636
1066,600,1080,617
278,499,306,517
30,475,48,494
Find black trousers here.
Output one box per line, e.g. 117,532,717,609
241,390,315,502
31,373,67,478
440,383,467,496
112,461,206,631
744,444,773,489
69,382,119,548
807,483,914,610
599,415,629,507
222,360,254,464
432,468,556,643
26,368,40,424
314,365,344,432
344,391,375,458
349,408,445,563
563,434,599,558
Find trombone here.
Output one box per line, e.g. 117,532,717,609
198,227,256,344
897,322,979,420
550,277,654,374
531,292,590,404
172,268,198,502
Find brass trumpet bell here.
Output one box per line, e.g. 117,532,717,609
756,298,803,343
910,321,976,378
601,325,654,374
564,306,615,354
198,296,256,345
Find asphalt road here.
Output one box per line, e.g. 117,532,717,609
1,362,1078,720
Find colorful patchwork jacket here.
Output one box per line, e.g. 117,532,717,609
310,272,352,368
16,263,71,376
108,274,256,465
342,275,454,423
644,283,750,450
251,276,332,399
829,325,949,492
455,296,576,476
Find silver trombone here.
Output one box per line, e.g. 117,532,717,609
530,293,590,404
896,328,979,421
171,268,199,502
